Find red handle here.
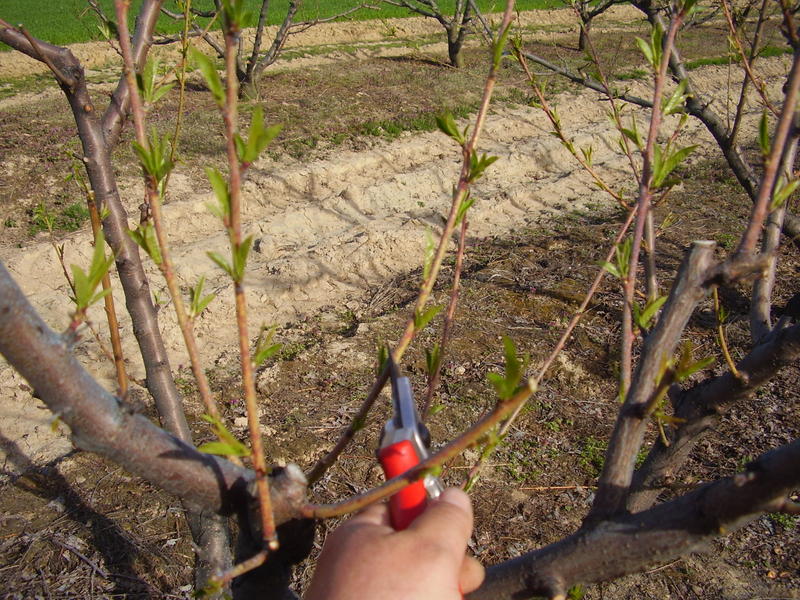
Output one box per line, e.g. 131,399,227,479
378,439,428,530
379,441,466,598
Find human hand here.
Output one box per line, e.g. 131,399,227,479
304,488,484,600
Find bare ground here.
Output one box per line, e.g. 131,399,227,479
0,8,798,600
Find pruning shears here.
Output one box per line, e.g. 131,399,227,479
378,357,444,531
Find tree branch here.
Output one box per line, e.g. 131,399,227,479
590,241,718,520
0,263,306,523
519,50,654,109
470,439,800,600
629,319,800,511
102,0,166,147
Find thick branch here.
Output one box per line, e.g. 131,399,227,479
470,439,800,600
0,18,189,442
590,241,718,520
102,0,166,147
520,50,654,109
249,0,301,83
0,263,306,523
750,130,797,341
629,322,800,512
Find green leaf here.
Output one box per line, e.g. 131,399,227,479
376,345,389,375
198,440,250,457
189,275,215,318
493,19,512,68
771,176,800,210
652,144,697,188
681,0,699,15
137,57,174,105
487,336,529,400
581,145,593,167
620,117,644,152
675,342,715,381
150,81,175,104
758,109,770,158
189,47,224,106
600,260,621,279
662,80,688,116
468,151,499,182
435,112,464,145
71,264,91,310
414,304,443,331
132,128,174,184
422,229,436,281
221,0,250,32
128,223,163,265
677,355,715,381
205,167,231,222
454,193,475,227
425,343,441,376
635,36,655,69
636,23,663,70
601,237,632,281
207,251,234,278
633,295,667,330
237,105,282,165
232,235,254,282
253,324,281,367
70,231,115,311
200,413,251,456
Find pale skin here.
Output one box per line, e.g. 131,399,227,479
305,488,485,599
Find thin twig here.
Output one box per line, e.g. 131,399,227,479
113,1,230,438
735,47,800,256
307,0,517,484
721,0,777,140
463,204,638,488
208,549,268,588
221,17,278,549
72,166,128,395
50,537,109,579
514,48,628,207
621,10,685,394
422,217,468,420
519,485,597,491
164,0,194,189
304,380,535,519
713,287,743,379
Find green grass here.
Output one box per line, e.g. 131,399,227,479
28,201,90,235
1,0,560,49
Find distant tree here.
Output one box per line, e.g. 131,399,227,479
382,0,476,67
567,0,626,50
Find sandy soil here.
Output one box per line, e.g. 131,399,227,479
0,43,792,472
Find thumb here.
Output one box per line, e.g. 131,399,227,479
407,487,474,551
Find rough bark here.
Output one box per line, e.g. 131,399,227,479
628,322,800,512
470,439,800,600
0,8,234,584
0,262,308,523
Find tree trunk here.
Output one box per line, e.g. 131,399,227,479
578,18,592,51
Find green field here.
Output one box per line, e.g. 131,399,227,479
1,1,560,49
